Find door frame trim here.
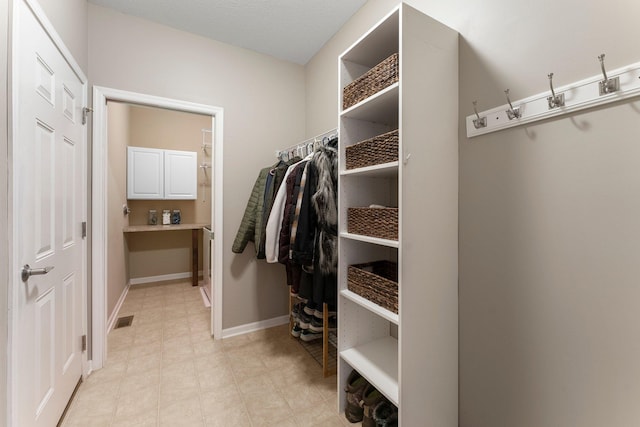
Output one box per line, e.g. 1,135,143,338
8,0,89,424
91,86,224,370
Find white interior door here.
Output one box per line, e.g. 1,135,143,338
11,1,87,425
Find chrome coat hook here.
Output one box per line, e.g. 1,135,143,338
547,73,565,109
597,54,620,95
504,89,521,120
472,101,487,129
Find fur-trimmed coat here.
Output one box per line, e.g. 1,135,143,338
289,143,338,274
310,144,338,275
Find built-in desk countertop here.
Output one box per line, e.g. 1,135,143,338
123,223,210,286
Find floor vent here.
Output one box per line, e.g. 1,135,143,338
114,315,134,329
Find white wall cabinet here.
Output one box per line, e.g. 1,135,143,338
127,146,197,200
337,4,458,426
163,149,198,199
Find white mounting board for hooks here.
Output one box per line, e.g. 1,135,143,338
466,60,640,138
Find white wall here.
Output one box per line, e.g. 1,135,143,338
88,4,306,329
305,0,640,425
1,1,9,423
106,102,130,317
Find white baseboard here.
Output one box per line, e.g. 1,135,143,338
221,315,289,339
107,283,130,333
129,271,202,285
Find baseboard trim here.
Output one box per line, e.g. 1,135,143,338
107,283,130,333
129,271,202,285
221,315,289,339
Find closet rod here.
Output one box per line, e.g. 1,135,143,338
466,56,640,138
275,127,338,159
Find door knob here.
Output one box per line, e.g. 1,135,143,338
21,264,54,282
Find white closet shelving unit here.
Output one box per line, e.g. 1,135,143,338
337,4,459,425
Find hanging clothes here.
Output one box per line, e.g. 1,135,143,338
232,158,299,258
265,156,306,263
258,159,298,258
233,134,338,310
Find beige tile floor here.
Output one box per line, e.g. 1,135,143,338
61,280,349,427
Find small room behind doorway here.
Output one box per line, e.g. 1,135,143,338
106,101,213,331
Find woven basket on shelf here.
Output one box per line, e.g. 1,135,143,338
348,260,398,314
343,53,399,110
346,129,399,170
347,207,398,241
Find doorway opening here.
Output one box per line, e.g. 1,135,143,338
91,87,224,370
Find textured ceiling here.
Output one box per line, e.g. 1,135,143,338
88,0,367,65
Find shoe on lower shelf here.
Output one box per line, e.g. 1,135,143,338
300,329,321,342
292,302,304,321
309,314,337,333
372,399,398,427
313,308,337,318
298,310,312,330
303,304,315,316
290,323,302,338
361,384,386,427
344,370,368,423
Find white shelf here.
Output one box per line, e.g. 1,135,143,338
340,161,398,178
340,336,399,405
341,8,399,67
337,4,458,424
340,232,399,248
341,290,399,324
341,83,399,126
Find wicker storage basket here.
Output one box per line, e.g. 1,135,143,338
347,207,398,241
343,53,399,110
348,261,398,313
346,129,399,170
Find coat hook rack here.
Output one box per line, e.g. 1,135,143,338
547,73,565,109
598,54,620,95
466,56,640,138
472,101,487,128
504,89,521,120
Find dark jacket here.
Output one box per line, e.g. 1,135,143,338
278,161,307,264
258,159,297,258
290,162,316,266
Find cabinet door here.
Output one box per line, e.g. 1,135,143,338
164,149,197,200
127,146,164,199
